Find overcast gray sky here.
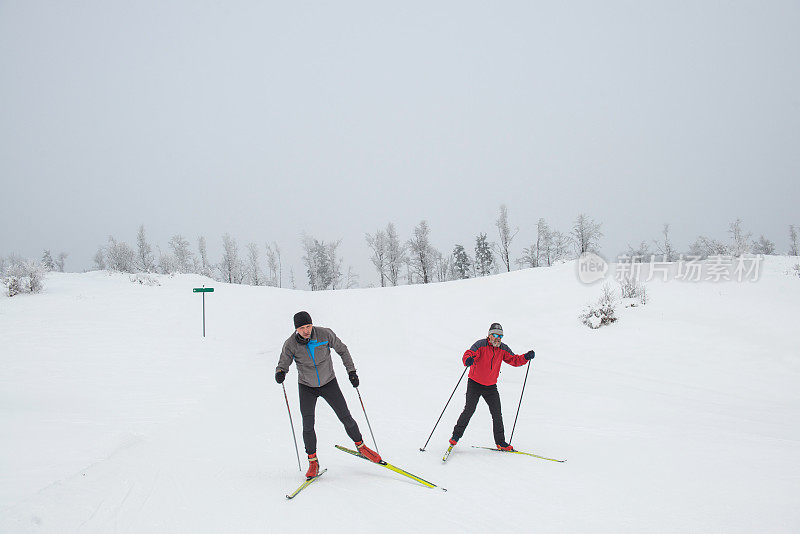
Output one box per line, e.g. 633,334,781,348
1,1,798,287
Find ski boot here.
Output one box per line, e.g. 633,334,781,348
355,440,382,463
305,453,319,479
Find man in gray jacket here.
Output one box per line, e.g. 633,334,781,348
276,311,381,478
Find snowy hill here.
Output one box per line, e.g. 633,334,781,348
1,259,799,533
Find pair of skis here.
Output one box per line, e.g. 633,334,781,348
286,445,446,499
442,445,566,463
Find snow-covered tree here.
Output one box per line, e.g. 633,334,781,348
289,267,296,289
625,241,651,262
728,218,752,257
752,235,776,255
474,233,495,276
3,258,45,296
495,204,518,272
653,223,677,262
156,245,174,274
433,250,453,282
265,242,282,287
689,236,729,259
452,244,472,279
197,236,214,278
302,235,333,291
106,236,135,272
385,222,406,286
93,247,106,270
366,229,388,287
327,240,344,290
55,252,67,272
536,218,553,267
136,225,155,272
407,220,437,284
789,225,799,256
572,214,603,255
219,233,244,284
345,266,359,289
246,243,263,285
41,250,55,271
551,231,571,263
169,234,194,273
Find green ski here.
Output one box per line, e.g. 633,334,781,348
285,468,328,499
335,445,446,491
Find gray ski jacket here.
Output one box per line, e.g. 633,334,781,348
276,326,356,387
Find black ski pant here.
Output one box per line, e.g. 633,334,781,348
298,378,362,455
452,378,506,444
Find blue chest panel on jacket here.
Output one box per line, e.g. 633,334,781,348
306,340,329,386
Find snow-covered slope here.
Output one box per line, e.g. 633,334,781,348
1,260,798,533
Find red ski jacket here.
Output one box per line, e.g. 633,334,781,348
463,338,528,386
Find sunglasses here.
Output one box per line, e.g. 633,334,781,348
491,333,503,339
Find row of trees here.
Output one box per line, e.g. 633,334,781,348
364,210,604,287
4,212,798,293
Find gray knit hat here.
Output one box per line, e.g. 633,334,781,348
488,322,503,336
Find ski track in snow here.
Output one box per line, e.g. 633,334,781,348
1,260,799,533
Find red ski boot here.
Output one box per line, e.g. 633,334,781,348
448,438,458,446
496,442,515,452
355,441,382,463
305,453,319,479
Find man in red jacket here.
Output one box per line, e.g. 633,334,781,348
449,323,535,451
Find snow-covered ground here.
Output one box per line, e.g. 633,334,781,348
1,259,799,533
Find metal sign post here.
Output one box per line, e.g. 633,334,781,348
192,285,214,337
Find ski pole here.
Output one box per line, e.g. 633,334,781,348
419,366,468,452
355,387,379,455
282,383,302,471
509,360,531,445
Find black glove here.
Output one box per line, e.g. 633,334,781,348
464,356,475,367
348,370,359,387
524,350,535,361
275,370,286,384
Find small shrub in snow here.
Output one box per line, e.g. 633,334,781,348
130,273,161,286
580,283,617,329
619,276,648,306
794,264,800,278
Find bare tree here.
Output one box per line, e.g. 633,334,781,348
219,233,244,283
752,235,776,255
366,229,388,287
289,267,296,289
551,231,571,263
408,220,437,284
495,204,519,272
790,225,799,256
728,218,752,257
433,250,453,282
246,243,263,285
169,234,194,273
345,266,359,289
653,223,677,262
385,222,406,286
136,225,155,272
264,242,282,288
572,214,603,255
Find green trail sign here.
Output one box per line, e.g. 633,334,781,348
193,286,214,336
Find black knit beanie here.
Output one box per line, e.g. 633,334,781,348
294,311,312,329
